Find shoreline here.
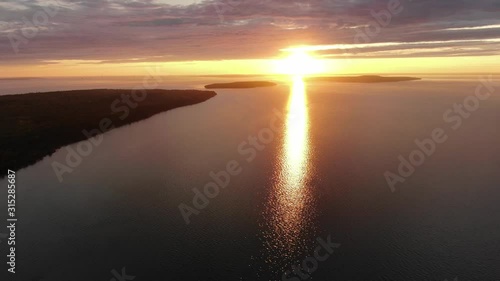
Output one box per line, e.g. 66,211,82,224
0,89,217,176
307,75,421,83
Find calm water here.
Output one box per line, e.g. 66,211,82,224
1,75,499,281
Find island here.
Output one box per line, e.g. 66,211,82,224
205,81,277,89
307,75,421,83
0,89,217,176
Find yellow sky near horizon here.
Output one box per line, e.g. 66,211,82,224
2,55,500,78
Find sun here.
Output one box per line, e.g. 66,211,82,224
274,49,326,76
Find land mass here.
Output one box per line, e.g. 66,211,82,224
308,75,421,83
0,89,217,176
205,81,277,89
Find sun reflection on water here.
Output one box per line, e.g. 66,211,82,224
262,75,316,272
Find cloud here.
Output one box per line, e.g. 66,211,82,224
0,0,499,65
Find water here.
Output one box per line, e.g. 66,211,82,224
1,75,499,281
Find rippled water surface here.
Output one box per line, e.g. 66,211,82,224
1,75,499,281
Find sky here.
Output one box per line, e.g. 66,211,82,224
0,0,499,77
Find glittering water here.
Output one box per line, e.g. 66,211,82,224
2,75,500,281
261,76,317,272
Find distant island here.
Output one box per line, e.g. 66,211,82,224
0,89,216,176
307,75,421,83
205,81,277,89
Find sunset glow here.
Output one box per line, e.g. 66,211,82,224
273,50,327,76
2,55,500,78
0,1,499,78
1,0,500,280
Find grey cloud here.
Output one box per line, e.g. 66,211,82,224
0,0,498,63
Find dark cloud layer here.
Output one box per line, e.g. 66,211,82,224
0,0,499,65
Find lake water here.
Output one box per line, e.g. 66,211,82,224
1,75,499,281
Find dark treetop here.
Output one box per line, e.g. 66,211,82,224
0,89,216,176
